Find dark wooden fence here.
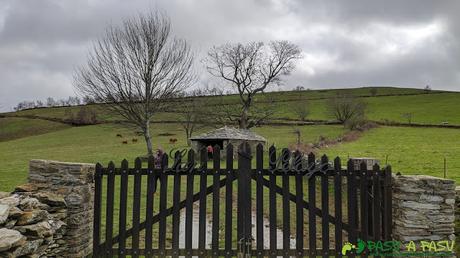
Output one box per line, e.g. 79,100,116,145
93,143,392,257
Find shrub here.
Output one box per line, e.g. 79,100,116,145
370,88,378,96
288,142,315,155
66,107,98,125
344,115,363,131
327,94,367,124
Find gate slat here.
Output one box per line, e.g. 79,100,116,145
158,154,168,255
333,157,343,258
383,166,392,240
105,162,115,257
268,145,277,254
281,148,291,254
238,142,252,257
256,144,264,255
346,159,357,257
185,150,195,256
372,164,381,241
198,147,208,252
308,152,316,258
172,152,182,257
118,159,129,258
145,156,156,258
360,162,369,242
93,163,102,257
294,151,304,253
321,155,330,257
212,145,221,255
131,158,142,258
225,144,234,257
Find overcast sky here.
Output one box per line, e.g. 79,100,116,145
0,0,459,111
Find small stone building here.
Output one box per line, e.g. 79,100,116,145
349,157,380,170
190,126,267,159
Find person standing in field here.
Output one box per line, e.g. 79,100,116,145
207,145,213,159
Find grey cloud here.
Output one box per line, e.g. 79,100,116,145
0,0,459,111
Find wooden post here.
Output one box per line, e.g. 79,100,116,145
237,142,252,258
93,163,102,257
444,157,447,178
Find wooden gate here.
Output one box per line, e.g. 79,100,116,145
92,143,392,257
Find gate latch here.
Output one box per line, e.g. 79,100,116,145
238,237,253,258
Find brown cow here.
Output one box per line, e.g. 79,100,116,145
116,134,123,137
122,140,128,144
169,138,177,144
132,138,138,143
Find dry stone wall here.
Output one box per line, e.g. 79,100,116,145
392,175,456,242
0,160,95,258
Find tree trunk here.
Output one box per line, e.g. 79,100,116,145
239,105,249,129
185,127,191,146
143,121,154,157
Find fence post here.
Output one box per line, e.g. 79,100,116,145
237,142,253,258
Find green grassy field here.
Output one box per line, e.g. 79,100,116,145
0,122,346,191
7,87,460,125
1,86,460,190
324,126,460,182
272,92,460,124
0,117,70,142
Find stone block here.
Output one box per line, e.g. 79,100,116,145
16,210,48,226
0,204,10,225
0,228,26,252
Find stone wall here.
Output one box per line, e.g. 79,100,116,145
392,175,456,242
0,160,95,258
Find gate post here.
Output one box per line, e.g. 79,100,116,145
237,142,253,258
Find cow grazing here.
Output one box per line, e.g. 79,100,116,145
116,134,123,137
132,138,138,143
169,138,177,144
122,140,128,144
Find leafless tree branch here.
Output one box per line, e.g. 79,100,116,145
74,12,195,156
205,41,301,129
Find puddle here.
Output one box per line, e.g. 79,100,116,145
177,205,295,254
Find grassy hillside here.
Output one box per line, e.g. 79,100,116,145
324,126,460,182
271,92,460,124
0,117,70,142
1,86,459,191
0,123,346,191
6,87,460,126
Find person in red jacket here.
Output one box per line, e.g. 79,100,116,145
207,145,213,159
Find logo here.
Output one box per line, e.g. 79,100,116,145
341,242,356,255
341,239,455,257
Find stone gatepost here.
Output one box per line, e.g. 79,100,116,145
392,175,456,248
27,160,95,257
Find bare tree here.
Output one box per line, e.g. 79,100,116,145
211,91,278,128
402,113,413,124
292,93,309,121
370,88,378,97
46,97,56,107
294,85,305,91
74,12,195,156
177,90,210,146
328,94,367,125
205,41,301,129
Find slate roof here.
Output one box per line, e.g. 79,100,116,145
190,126,267,142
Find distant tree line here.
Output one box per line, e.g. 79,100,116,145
13,96,95,111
